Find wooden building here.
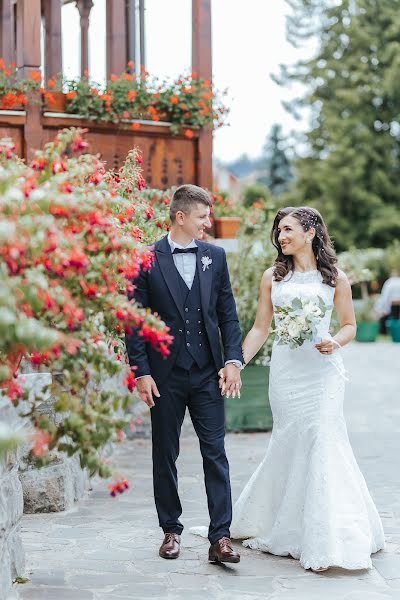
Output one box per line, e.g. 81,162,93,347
0,0,212,189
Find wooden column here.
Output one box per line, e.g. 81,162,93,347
192,0,213,190
106,0,127,77
76,0,93,76
43,0,62,80
127,0,136,70
16,0,42,159
0,0,15,65
138,0,145,69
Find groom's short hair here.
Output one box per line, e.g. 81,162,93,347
170,184,212,222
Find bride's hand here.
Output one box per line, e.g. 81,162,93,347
315,339,339,355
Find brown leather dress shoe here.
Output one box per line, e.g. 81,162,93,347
159,533,181,559
208,537,240,563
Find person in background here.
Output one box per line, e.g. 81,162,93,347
374,270,400,320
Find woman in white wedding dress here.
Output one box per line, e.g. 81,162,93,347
191,206,385,571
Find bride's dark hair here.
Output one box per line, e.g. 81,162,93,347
270,206,338,287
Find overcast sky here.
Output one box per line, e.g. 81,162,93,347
62,0,307,163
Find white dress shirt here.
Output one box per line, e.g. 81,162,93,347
168,233,198,289
374,276,400,316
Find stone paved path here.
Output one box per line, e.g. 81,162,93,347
15,343,400,600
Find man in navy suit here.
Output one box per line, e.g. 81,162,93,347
126,184,243,563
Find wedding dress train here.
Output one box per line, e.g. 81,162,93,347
191,269,385,570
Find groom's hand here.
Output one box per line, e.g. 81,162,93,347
136,375,160,408
218,364,242,398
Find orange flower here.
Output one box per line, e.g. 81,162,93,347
100,93,112,102
47,78,56,89
90,87,98,96
152,115,160,122
110,74,117,82
4,69,11,76
252,201,263,209
66,91,76,100
0,58,4,70
170,96,179,105
127,90,136,101
147,105,156,115
180,103,187,110
131,122,141,131
44,92,55,105
184,111,191,118
127,60,134,68
30,70,41,82
184,129,194,139
18,94,27,106
0,92,17,109
123,73,133,81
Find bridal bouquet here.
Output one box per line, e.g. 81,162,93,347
273,296,331,349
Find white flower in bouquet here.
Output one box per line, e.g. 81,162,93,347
273,296,331,349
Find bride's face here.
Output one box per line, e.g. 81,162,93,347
277,215,312,255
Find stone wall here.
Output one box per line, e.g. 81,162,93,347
0,395,25,600
17,373,89,514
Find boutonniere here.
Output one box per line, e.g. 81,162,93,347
201,256,212,271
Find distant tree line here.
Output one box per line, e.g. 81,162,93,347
225,0,400,251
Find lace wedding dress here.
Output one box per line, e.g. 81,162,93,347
191,269,385,570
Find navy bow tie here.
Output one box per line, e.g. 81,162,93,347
173,247,198,254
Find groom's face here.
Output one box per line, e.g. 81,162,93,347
181,202,212,239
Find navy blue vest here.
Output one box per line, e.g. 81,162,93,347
175,267,213,370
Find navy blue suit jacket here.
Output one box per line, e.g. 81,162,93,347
125,235,243,384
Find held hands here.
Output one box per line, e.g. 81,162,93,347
218,363,242,398
136,375,160,408
315,338,340,355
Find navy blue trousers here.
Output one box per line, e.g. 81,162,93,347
150,362,232,545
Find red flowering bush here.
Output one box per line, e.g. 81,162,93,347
0,128,172,479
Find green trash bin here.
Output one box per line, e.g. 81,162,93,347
355,321,380,342
386,319,400,343
225,365,272,431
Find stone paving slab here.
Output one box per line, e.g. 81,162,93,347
13,342,400,599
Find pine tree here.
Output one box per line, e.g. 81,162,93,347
258,124,293,196
279,0,400,250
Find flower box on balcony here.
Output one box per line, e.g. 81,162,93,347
43,91,66,113
214,216,241,239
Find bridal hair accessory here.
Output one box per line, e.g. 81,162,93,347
201,256,212,271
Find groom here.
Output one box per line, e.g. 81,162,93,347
125,184,243,563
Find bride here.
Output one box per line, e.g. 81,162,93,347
192,206,385,571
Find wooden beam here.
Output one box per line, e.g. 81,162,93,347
192,0,213,190
106,0,127,77
15,0,42,159
138,0,145,69
0,0,16,65
127,0,136,71
76,0,93,76
16,0,41,72
43,0,63,80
